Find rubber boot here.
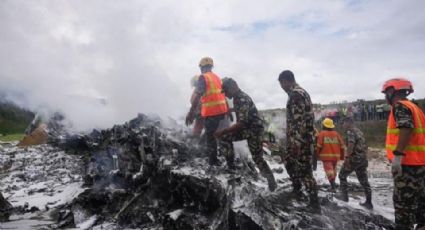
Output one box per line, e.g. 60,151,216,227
335,187,348,202
289,182,303,201
265,173,277,192
359,192,373,210
260,164,277,192
330,180,337,193
209,158,221,166
309,193,322,214
225,158,236,174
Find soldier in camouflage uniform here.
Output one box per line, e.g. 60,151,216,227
382,78,425,229
278,70,320,211
215,78,277,191
337,116,373,209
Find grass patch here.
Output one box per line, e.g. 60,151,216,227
357,120,387,148
335,120,387,149
0,133,25,142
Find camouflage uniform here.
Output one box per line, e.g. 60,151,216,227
219,91,276,189
392,101,425,230
338,127,372,202
284,84,319,201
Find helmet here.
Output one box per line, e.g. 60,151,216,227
221,77,237,92
199,57,214,67
381,78,414,94
322,118,335,129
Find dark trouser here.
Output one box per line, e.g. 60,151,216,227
204,114,225,165
284,148,319,198
219,128,276,187
338,159,371,199
220,129,271,170
392,165,425,230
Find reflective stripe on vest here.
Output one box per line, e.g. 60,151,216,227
201,72,228,117
386,100,425,165
317,130,344,161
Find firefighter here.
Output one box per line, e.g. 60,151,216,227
316,118,345,191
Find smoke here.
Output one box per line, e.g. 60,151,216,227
2,1,425,131
0,1,188,131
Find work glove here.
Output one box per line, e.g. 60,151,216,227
391,155,403,176
185,111,195,126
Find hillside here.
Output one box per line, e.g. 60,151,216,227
0,100,34,136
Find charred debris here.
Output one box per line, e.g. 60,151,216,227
17,114,394,229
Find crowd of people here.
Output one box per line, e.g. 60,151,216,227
317,102,391,124
186,57,425,229
315,99,425,125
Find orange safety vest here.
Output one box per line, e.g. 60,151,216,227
386,100,425,165
316,130,344,161
200,72,228,117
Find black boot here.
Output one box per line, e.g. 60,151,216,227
335,188,348,202
309,194,322,214
289,183,303,200
265,172,277,192
330,180,337,192
260,164,277,192
359,192,373,210
209,157,221,166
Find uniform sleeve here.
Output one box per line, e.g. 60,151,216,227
289,92,307,145
345,130,356,145
196,75,206,95
236,97,250,125
316,132,324,154
317,132,323,148
394,102,414,129
337,133,346,153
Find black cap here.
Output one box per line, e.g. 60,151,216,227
222,77,238,92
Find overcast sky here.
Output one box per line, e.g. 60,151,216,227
1,0,424,130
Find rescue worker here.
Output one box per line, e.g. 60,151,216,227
189,75,204,138
214,78,277,191
186,57,229,166
278,70,320,212
382,78,425,229
337,116,373,210
316,118,345,191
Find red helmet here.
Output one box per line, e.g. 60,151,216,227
381,78,414,94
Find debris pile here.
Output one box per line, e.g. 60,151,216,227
0,144,85,228
0,114,396,229
55,114,395,229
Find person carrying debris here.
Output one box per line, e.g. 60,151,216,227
189,75,204,138
214,78,277,191
316,118,345,191
336,116,373,210
186,57,229,166
278,70,320,212
381,78,425,229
